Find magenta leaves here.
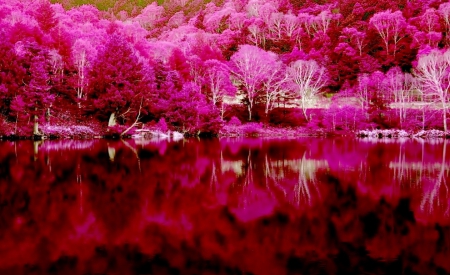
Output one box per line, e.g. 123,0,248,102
1,0,450,137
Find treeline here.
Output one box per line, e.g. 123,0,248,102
1,0,450,136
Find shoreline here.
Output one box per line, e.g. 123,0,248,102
1,126,449,141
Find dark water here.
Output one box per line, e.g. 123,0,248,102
0,137,449,275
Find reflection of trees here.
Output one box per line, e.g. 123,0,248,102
263,151,327,206
221,159,244,175
107,142,115,161
225,145,328,210
121,139,141,172
420,140,449,217
294,152,323,205
389,141,450,185
33,140,42,161
265,154,287,197
2,139,450,274
231,148,263,215
391,142,408,184
384,139,450,220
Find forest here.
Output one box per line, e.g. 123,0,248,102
1,0,450,138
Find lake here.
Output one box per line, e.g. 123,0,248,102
0,137,449,275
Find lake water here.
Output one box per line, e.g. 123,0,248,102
0,137,449,274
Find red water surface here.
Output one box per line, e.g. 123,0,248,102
0,137,449,275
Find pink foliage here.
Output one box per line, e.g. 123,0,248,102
164,82,222,134
156,118,169,132
88,34,153,123
228,116,242,126
323,103,369,131
2,0,450,137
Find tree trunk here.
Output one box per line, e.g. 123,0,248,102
248,105,252,121
220,103,225,120
108,112,116,127
15,114,18,135
422,106,426,131
33,115,40,135
301,100,308,121
443,101,447,132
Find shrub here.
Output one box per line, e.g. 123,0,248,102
0,116,14,136
228,116,242,126
323,105,369,131
241,122,263,135
156,118,168,132
41,124,97,138
269,108,307,127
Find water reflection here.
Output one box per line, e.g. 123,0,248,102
1,138,450,274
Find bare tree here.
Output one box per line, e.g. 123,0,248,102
267,12,284,39
263,61,290,117
72,39,96,108
287,60,327,121
247,19,266,48
230,45,277,121
356,74,371,111
415,49,450,132
203,59,236,119
420,140,448,215
385,67,416,128
283,13,300,38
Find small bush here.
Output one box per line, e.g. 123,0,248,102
241,122,263,135
42,124,97,138
156,118,168,132
228,116,242,126
323,105,369,131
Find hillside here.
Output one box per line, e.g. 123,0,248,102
1,0,450,137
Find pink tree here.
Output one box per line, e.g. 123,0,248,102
311,10,334,34
203,4,234,33
283,13,300,39
439,3,450,46
262,59,289,117
323,101,367,131
267,12,284,40
411,8,442,49
88,34,153,128
71,38,97,108
164,82,222,134
384,67,416,129
230,45,278,121
14,44,55,136
0,41,29,134
34,1,57,32
0,42,25,116
133,2,165,30
341,27,366,56
369,10,408,59
228,11,247,31
356,74,372,111
420,8,441,34
167,11,186,29
247,18,266,48
203,59,236,119
298,13,316,37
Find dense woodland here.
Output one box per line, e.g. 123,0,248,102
1,0,450,137
1,139,450,274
